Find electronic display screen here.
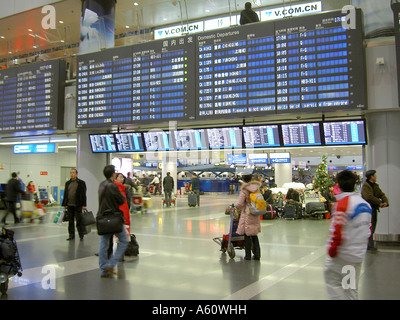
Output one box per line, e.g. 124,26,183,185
76,35,196,127
207,127,243,149
115,132,145,152
89,134,117,153
143,131,175,151
0,60,65,133
281,122,322,146
195,8,366,119
323,120,367,145
174,129,208,150
243,125,281,148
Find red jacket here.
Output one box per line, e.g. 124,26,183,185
114,181,130,226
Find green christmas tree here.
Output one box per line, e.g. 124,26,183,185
314,154,330,193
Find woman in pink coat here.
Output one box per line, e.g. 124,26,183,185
235,174,261,260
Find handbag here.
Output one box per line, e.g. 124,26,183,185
96,210,124,235
81,210,95,226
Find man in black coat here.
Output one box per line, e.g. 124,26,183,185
163,172,174,207
2,172,25,225
240,2,260,25
62,168,87,241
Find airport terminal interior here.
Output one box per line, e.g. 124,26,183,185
0,0,400,301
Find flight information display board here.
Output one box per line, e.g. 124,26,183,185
0,59,65,133
281,122,322,146
323,120,367,145
196,22,276,117
207,127,243,149
195,8,366,119
115,132,145,152
76,35,195,127
243,125,281,148
89,134,117,153
174,129,208,150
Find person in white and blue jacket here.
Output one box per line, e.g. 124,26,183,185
324,170,372,300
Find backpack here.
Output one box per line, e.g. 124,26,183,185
249,190,267,216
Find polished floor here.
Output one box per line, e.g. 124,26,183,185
1,194,399,300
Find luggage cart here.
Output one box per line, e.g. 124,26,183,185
0,228,22,296
20,194,46,223
213,204,244,259
132,193,143,212
162,192,176,207
303,191,326,219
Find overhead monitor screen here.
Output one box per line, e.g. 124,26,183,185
243,125,281,148
174,129,208,150
281,122,322,146
115,132,145,152
76,35,195,127
143,131,175,151
323,120,367,145
89,134,117,153
206,127,243,149
0,59,65,133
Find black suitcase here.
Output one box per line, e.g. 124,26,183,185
125,234,139,256
188,192,197,207
283,201,302,219
305,202,326,219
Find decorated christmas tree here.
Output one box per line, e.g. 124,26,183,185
313,154,330,192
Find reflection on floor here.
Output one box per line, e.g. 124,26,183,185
1,194,399,300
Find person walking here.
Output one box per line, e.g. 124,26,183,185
235,174,261,260
324,170,372,300
240,2,260,25
97,165,129,278
361,169,389,251
2,172,25,225
62,168,87,241
163,172,174,207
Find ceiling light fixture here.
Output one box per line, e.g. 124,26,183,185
133,2,139,5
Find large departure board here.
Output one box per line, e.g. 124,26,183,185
76,9,366,128
243,125,281,148
195,8,366,119
0,60,65,133
76,35,195,127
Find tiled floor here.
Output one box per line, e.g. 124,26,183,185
1,194,399,300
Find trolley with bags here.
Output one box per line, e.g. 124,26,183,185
20,193,46,223
303,190,327,219
0,227,23,295
213,204,244,259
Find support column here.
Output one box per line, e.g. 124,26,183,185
366,111,400,241
274,163,292,187
77,130,108,214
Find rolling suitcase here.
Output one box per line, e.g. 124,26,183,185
188,192,197,207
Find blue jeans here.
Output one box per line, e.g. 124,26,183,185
98,229,129,275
